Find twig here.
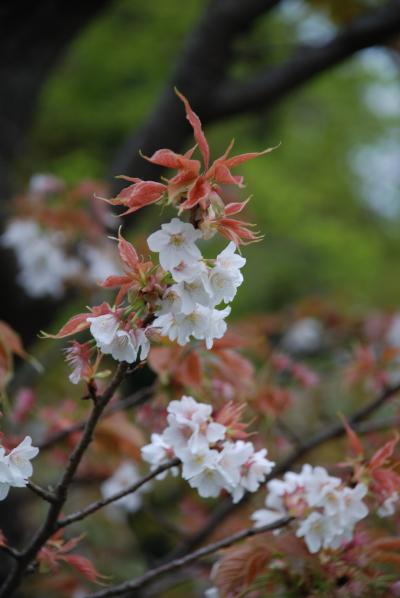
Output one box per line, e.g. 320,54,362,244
56,459,180,529
26,481,56,504
83,517,293,598
0,362,129,598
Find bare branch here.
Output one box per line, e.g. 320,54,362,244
211,0,400,119
56,458,180,529
84,517,293,598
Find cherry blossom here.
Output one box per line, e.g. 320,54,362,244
252,466,369,554
147,218,202,271
142,396,273,503
140,432,178,480
87,312,120,347
0,436,39,500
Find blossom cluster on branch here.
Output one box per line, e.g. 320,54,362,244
252,465,368,553
142,395,274,501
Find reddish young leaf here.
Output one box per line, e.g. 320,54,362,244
43,313,90,339
176,351,203,388
180,176,212,210
224,199,250,216
0,321,26,358
340,415,364,457
143,148,200,174
61,554,107,585
112,179,166,215
117,230,139,270
369,434,399,470
175,89,210,169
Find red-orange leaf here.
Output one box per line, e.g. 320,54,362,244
175,89,210,169
61,554,107,585
43,313,90,339
369,434,399,470
340,415,364,457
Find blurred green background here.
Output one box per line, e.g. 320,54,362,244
17,0,400,316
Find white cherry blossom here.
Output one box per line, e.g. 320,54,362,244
147,218,202,271
187,452,227,498
157,288,183,315
170,259,207,283
215,242,246,274
296,511,333,553
5,436,39,485
171,277,211,314
0,450,12,501
180,447,220,480
252,508,285,528
240,448,275,493
208,267,241,305
201,306,231,349
339,483,368,524
141,433,177,479
99,329,138,363
87,313,120,346
167,395,211,427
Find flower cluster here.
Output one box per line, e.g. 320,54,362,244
150,218,245,349
1,176,120,298
50,92,272,379
252,465,368,553
107,90,274,245
0,436,39,500
1,220,81,298
141,395,274,502
55,221,247,377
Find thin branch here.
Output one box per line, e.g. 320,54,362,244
84,517,293,598
210,0,400,119
38,384,155,451
0,362,129,598
356,416,400,435
26,481,56,504
56,459,180,529
171,382,400,558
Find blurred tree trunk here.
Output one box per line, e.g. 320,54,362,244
0,0,110,344
0,0,110,199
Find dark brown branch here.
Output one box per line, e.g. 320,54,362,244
171,382,400,558
26,481,56,504
84,517,293,598
210,0,400,119
0,546,20,561
0,362,129,598
56,458,180,529
38,384,155,450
